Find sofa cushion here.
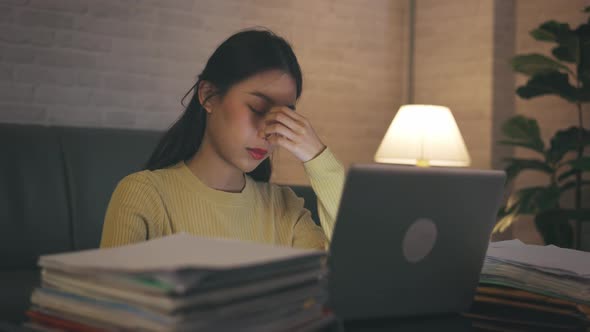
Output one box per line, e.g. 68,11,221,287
58,126,161,250
289,185,319,225
0,124,72,269
0,269,40,323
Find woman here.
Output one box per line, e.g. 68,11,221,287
100,29,345,250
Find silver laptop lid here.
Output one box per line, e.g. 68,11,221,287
328,164,506,320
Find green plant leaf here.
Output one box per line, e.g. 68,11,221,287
559,157,590,185
535,208,590,248
547,127,590,164
499,116,545,153
562,208,590,221
516,71,578,102
534,209,573,247
578,82,590,102
551,32,579,63
531,186,562,211
503,158,554,182
511,54,572,76
552,47,575,62
569,157,590,171
575,22,590,96
511,186,561,214
559,180,590,193
529,21,578,64
530,21,571,42
558,168,579,182
494,200,521,234
493,211,518,234
494,186,561,234
499,140,544,153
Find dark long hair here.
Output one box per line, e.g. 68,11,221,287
145,28,303,182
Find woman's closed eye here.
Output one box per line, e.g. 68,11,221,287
248,105,266,115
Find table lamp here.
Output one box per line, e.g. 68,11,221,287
374,104,471,167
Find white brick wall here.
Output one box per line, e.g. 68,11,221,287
0,0,409,184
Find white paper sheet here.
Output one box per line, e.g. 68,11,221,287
39,233,324,273
486,240,590,277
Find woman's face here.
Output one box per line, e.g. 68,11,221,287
204,69,297,173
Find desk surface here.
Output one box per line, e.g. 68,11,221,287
3,314,589,332
336,314,475,331
331,314,588,332
0,316,473,332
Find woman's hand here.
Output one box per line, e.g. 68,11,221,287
258,106,326,162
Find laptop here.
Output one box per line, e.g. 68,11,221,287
327,163,506,320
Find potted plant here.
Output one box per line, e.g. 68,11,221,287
493,6,590,249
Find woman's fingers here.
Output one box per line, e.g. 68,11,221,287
273,105,310,126
264,107,305,134
260,106,325,162
266,133,296,151
260,122,297,141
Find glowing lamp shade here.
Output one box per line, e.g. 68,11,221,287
374,105,471,167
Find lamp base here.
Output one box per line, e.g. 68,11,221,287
416,159,430,167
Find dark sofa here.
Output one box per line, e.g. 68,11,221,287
0,123,318,323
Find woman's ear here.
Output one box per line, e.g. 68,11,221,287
197,80,218,113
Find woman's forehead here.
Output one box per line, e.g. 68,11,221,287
237,70,297,106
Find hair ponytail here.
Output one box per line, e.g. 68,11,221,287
145,82,206,171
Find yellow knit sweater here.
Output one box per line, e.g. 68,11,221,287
100,148,345,250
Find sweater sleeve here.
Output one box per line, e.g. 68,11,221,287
282,187,329,250
100,173,164,248
303,147,346,242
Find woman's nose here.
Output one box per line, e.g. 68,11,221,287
255,121,270,142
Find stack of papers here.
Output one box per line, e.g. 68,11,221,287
467,240,590,330
480,239,590,305
25,233,333,331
